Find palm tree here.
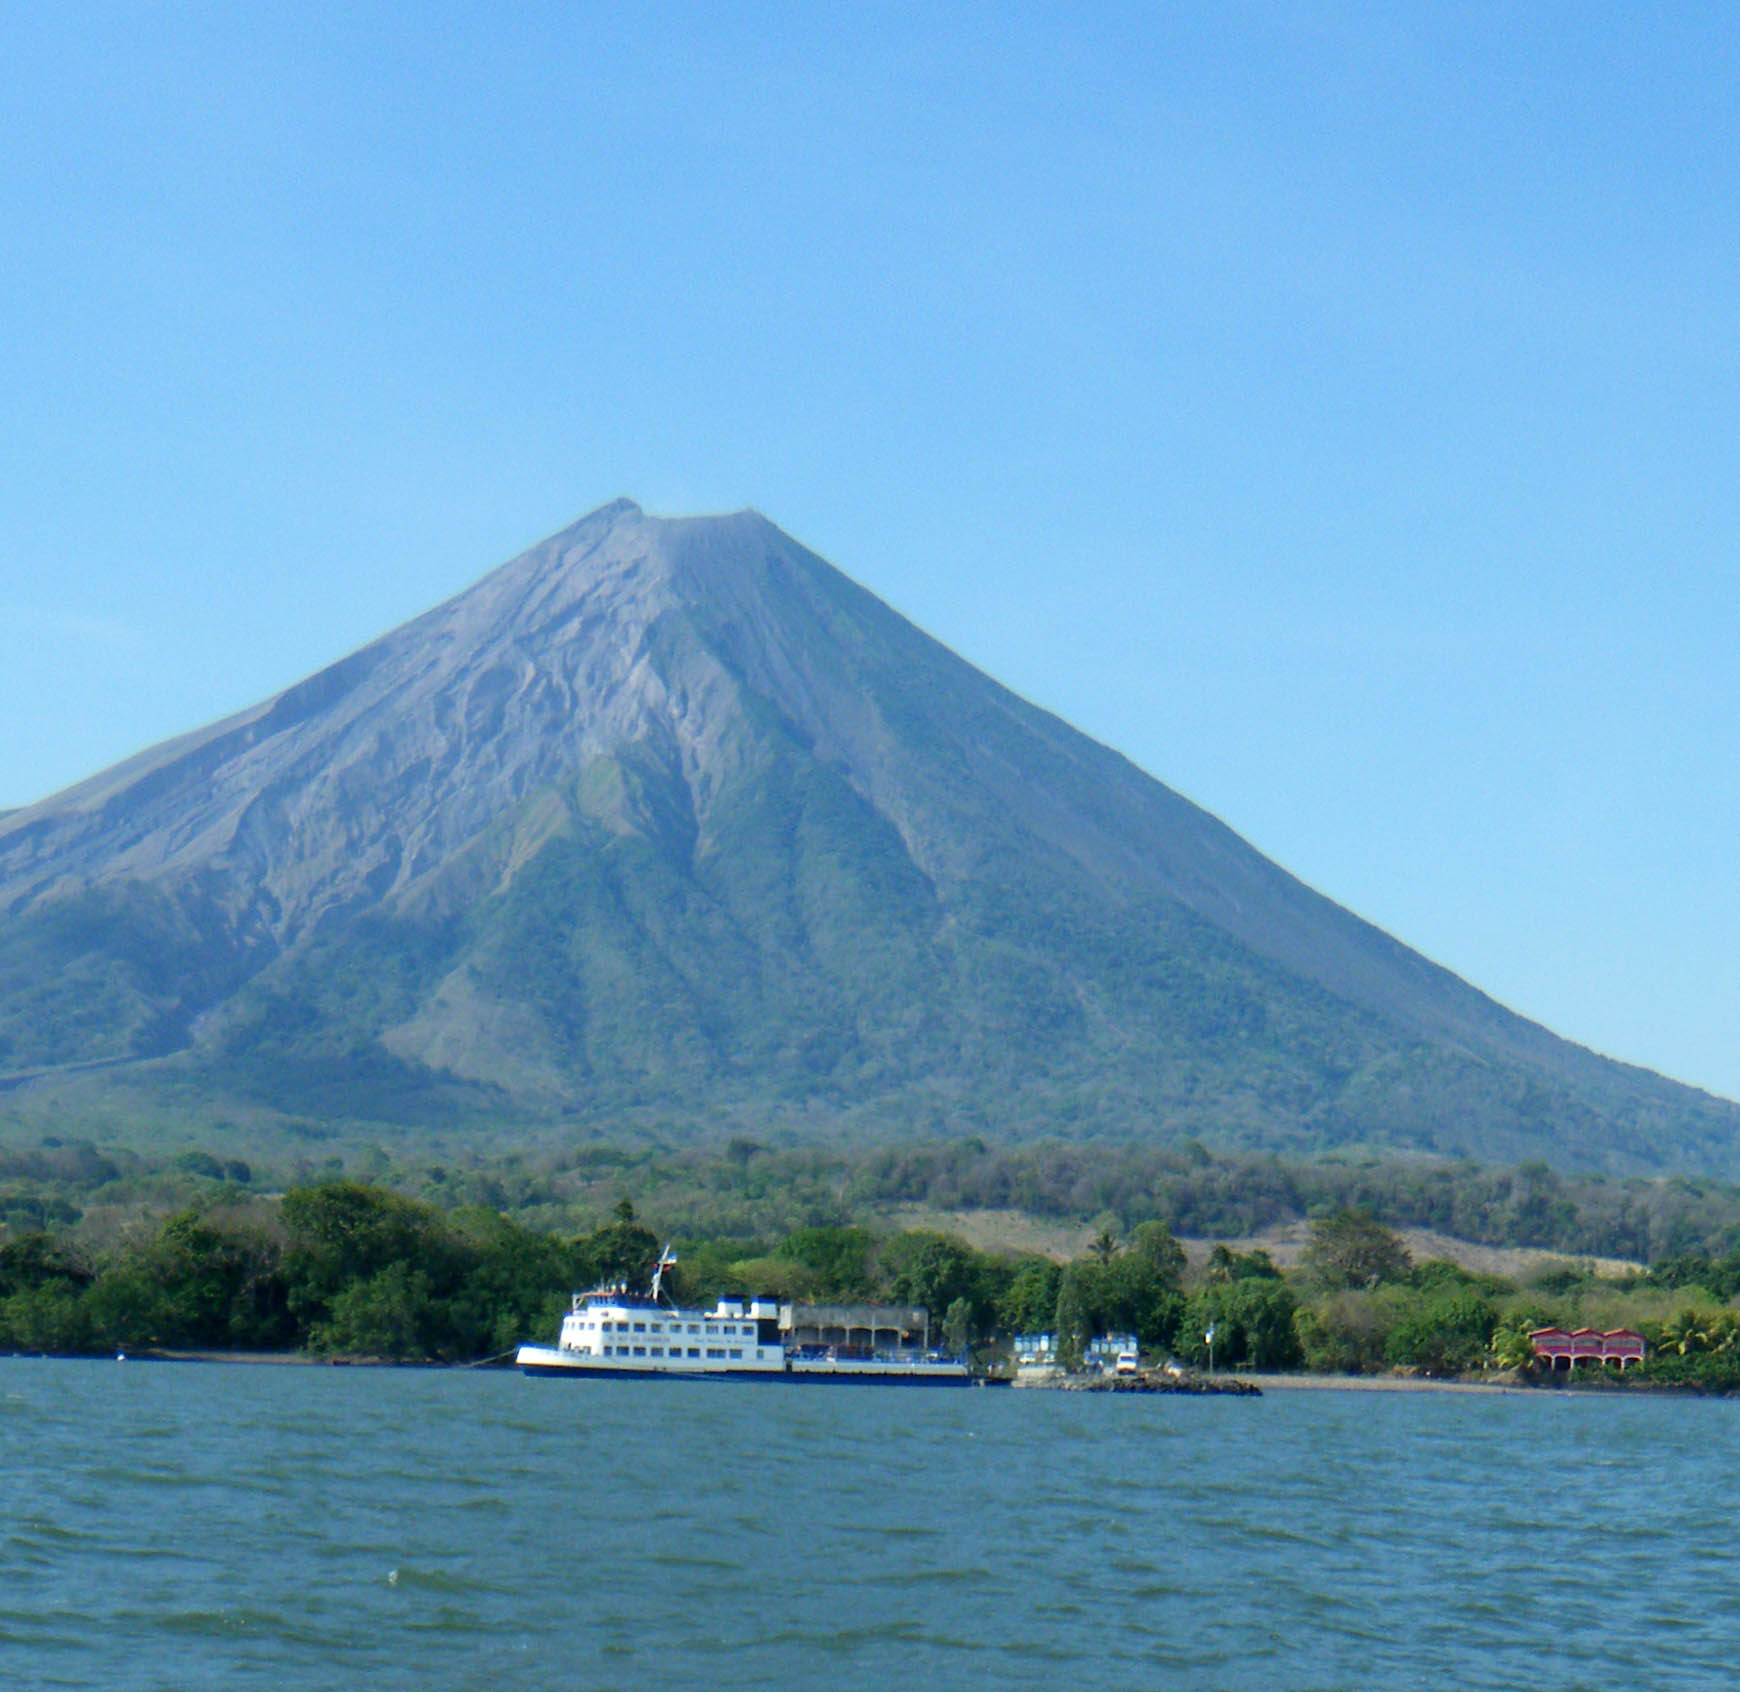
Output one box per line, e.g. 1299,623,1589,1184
1487,1324,1538,1372
1658,1309,1710,1357
1704,1310,1739,1354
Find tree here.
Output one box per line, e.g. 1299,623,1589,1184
0,1232,92,1299
131,1209,292,1349
281,1182,451,1305
1204,1243,1281,1285
443,1207,582,1356
1487,1322,1539,1373
942,1297,973,1357
1384,1288,1498,1375
1303,1209,1412,1290
281,1181,473,1349
2,1281,94,1353
0,1232,95,1354
997,1258,1061,1336
776,1226,877,1298
881,1233,978,1319
1100,1251,1182,1349
313,1262,439,1359
1183,1279,1301,1370
1128,1221,1187,1286
1294,1290,1401,1375
83,1270,169,1352
1657,1308,1712,1357
584,1215,661,1289
174,1150,227,1180
1053,1263,1096,1368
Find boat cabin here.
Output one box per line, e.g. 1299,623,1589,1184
555,1289,786,1371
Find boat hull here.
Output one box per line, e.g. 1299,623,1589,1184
516,1345,975,1386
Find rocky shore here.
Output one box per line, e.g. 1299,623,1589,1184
1014,1369,1261,1396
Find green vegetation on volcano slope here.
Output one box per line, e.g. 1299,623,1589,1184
207,759,1407,1147
15,743,1740,1176
0,882,255,1072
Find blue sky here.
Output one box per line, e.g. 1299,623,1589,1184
3,4,1737,1100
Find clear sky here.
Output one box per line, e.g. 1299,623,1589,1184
3,5,1737,1101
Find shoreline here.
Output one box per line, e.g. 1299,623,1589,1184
1239,1371,1531,1395
10,1353,1728,1397
1239,1371,1730,1398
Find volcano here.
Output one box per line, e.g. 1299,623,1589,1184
1,499,1733,1171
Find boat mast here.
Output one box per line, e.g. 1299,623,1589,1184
650,1243,678,1305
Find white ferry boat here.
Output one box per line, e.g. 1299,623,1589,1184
515,1249,974,1386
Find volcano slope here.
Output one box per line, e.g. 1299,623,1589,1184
1,499,1734,1173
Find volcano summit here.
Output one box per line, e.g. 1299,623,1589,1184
1,500,1734,1172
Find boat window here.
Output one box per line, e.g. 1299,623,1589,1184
649,1347,662,1357
632,1322,646,1332
688,1348,700,1358
601,1345,612,1356
632,1346,646,1356
707,1348,724,1359
729,1349,743,1359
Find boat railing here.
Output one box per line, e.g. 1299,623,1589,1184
788,1343,967,1367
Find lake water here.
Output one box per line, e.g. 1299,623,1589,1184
3,1359,1736,1690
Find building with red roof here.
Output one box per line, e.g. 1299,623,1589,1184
1529,1327,1646,1370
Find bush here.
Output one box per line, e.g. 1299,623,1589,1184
1384,1288,1498,1374
1294,1289,1406,1374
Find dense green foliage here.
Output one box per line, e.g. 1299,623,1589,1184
6,1171,1740,1389
1183,1278,1303,1371
0,1183,589,1361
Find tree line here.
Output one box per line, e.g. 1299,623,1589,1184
5,1178,1740,1387
10,1134,1740,1265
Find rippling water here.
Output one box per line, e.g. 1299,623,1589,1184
3,1357,1736,1689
